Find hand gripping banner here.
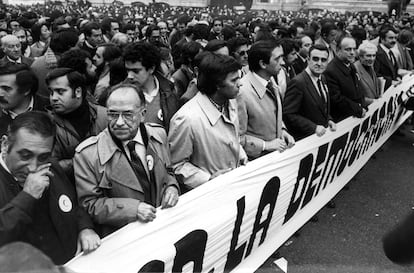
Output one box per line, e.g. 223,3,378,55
66,75,414,273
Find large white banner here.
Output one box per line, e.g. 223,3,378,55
67,75,414,273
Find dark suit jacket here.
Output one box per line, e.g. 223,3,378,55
324,57,365,122
0,55,33,67
292,56,307,74
283,71,331,140
0,95,49,137
0,161,93,264
374,45,398,90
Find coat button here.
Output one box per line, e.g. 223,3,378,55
108,182,112,187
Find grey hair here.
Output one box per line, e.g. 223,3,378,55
358,41,377,56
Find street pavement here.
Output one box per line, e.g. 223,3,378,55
257,125,414,273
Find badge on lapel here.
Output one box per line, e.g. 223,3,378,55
147,155,154,171
58,195,72,212
157,109,164,121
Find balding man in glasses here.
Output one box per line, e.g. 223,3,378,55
74,83,179,237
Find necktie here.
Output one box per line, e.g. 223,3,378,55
389,50,398,71
266,81,283,139
317,78,327,104
127,141,153,205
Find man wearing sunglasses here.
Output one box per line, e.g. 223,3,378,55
74,83,179,237
283,44,336,141
228,37,250,77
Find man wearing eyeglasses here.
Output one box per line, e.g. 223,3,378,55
46,68,108,177
74,83,179,237
283,44,336,141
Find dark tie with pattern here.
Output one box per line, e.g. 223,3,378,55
127,141,153,205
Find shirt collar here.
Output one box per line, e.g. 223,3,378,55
0,152,11,174
123,126,145,148
4,96,34,119
252,72,268,89
0,152,17,182
144,76,159,102
196,92,237,126
305,67,322,82
380,43,391,54
7,56,21,64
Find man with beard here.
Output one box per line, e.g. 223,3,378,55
93,43,122,103
58,48,97,104
46,68,107,176
124,42,179,133
237,40,295,160
0,35,33,66
0,64,47,137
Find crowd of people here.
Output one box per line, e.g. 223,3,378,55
0,0,413,270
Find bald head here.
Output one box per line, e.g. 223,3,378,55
106,83,145,108
106,84,146,141
2,35,21,60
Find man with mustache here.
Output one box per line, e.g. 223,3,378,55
374,25,401,90
46,68,107,176
0,64,47,137
0,111,100,264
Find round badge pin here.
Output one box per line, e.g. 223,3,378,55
157,109,164,121
147,155,154,171
58,195,72,213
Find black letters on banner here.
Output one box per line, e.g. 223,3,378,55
245,177,280,256
284,154,313,224
138,260,165,273
224,197,247,272
172,230,208,273
302,143,328,208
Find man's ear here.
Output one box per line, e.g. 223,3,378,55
1,135,9,154
259,59,267,70
75,87,82,99
148,66,155,75
140,108,147,123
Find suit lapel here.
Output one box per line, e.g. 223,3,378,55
356,62,376,96
378,46,395,74
303,72,328,118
